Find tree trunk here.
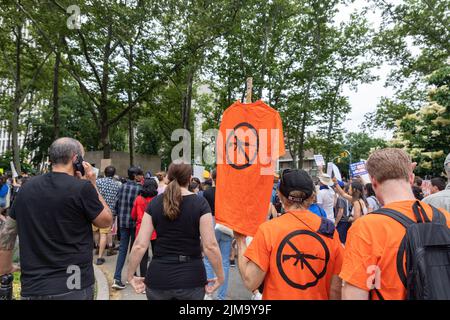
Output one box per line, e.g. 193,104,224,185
325,80,342,163
12,24,22,174
298,111,307,169
100,25,112,159
128,110,134,166
52,39,61,140
127,44,134,166
324,107,334,164
182,67,195,132
101,124,111,159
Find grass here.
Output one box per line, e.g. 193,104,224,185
13,272,21,300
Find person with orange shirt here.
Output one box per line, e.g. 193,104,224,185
235,169,344,300
131,178,158,277
340,148,450,300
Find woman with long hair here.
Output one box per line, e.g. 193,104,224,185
127,162,224,300
333,179,368,222
365,183,381,212
131,178,159,277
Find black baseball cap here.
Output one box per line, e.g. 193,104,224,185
279,169,314,202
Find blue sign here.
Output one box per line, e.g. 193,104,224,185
350,161,368,178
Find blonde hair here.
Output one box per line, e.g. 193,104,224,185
156,171,166,182
366,148,412,183
279,190,314,210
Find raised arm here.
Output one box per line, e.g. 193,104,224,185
332,178,352,202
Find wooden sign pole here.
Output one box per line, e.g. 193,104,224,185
246,77,253,103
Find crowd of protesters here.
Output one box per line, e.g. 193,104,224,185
0,137,449,300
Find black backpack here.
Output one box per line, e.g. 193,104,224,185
371,201,450,300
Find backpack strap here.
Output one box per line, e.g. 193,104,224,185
431,206,447,225
412,201,431,223
370,288,385,301
370,208,413,293
371,208,415,228
317,218,335,239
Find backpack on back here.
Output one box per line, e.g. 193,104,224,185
371,201,450,300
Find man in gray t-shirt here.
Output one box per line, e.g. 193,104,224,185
335,196,351,244
423,153,450,212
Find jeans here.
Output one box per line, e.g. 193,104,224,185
21,285,94,300
114,227,136,281
204,228,232,300
336,221,351,244
146,286,205,300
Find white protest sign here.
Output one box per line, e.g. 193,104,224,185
327,162,333,177
314,155,325,167
327,162,342,181
360,174,371,185
10,161,18,178
331,163,342,182
193,165,205,182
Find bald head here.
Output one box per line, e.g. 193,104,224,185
49,138,84,165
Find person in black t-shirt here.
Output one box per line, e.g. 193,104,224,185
126,162,224,300
0,138,113,300
202,171,216,216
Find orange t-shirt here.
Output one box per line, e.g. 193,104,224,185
244,210,344,300
340,200,450,300
215,100,285,236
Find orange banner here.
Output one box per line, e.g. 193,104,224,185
215,100,285,236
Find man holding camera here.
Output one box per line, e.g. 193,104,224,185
0,137,113,300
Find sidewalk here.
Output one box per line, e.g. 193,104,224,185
94,250,252,300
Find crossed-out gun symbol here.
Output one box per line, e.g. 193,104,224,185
229,135,257,164
282,253,325,269
282,240,325,277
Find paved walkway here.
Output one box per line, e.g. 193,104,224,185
95,249,253,300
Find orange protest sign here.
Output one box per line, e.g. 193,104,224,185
215,100,285,236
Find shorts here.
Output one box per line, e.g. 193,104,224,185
92,225,111,234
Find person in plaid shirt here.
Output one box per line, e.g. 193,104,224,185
112,166,143,289
94,166,121,265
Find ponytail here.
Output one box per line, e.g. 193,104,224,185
163,179,182,220
163,162,192,220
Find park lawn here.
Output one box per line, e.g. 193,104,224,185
13,272,21,300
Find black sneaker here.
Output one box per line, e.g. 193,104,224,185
112,279,126,290
230,260,236,267
96,258,105,265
